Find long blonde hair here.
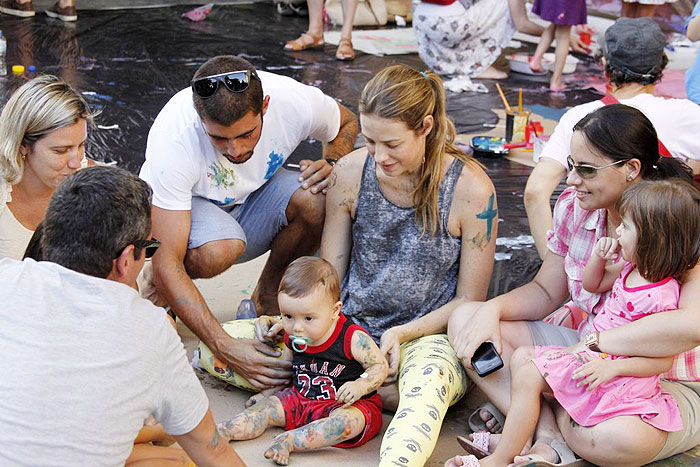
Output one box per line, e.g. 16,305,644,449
358,65,474,235
0,75,94,185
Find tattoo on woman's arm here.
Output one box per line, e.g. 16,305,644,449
475,193,498,242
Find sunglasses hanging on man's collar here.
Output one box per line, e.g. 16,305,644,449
191,69,260,99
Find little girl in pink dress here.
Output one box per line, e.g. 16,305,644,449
451,179,700,467
532,259,682,430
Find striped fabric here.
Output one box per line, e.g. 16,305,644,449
665,349,700,381
546,187,610,322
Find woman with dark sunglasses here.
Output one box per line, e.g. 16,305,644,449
524,17,700,260
448,104,700,466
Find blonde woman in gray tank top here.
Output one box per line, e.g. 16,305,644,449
321,65,498,466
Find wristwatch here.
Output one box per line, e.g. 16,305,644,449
584,331,601,352
325,158,338,167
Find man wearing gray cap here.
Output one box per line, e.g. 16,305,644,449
524,17,700,259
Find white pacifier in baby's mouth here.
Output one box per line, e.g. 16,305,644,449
289,335,313,352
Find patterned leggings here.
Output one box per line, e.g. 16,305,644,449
379,334,469,466
198,321,469,465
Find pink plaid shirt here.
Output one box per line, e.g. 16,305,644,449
547,187,700,382
547,187,610,323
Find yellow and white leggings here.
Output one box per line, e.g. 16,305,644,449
198,320,469,466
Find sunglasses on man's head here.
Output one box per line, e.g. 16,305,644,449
191,69,258,99
566,155,627,179
114,238,161,259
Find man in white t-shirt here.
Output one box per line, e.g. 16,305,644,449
139,55,358,390
0,166,242,466
524,17,700,258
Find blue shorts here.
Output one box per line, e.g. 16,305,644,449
188,168,301,263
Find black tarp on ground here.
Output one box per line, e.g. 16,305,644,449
0,3,608,295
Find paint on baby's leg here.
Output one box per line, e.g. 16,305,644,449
265,432,294,465
217,396,286,440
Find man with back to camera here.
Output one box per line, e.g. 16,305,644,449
139,55,359,390
0,166,243,466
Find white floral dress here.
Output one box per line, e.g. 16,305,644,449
414,0,515,81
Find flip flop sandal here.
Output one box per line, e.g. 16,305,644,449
447,455,482,467
468,402,505,434
284,32,325,51
456,431,491,459
335,39,355,61
516,440,589,467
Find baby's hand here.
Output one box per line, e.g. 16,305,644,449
572,355,617,390
594,237,619,261
336,380,366,408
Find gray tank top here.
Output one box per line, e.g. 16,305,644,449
341,154,464,341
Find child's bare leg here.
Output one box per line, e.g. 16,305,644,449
531,24,555,71
264,407,365,466
549,25,571,91
217,395,286,441
479,347,549,467
511,398,565,465
508,0,545,36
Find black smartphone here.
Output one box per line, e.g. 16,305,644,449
471,342,504,377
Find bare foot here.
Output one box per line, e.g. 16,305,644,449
529,54,546,73
264,433,293,465
549,81,566,92
509,439,559,467
477,66,508,80
216,420,239,441
477,408,502,433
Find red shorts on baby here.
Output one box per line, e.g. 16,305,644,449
275,387,383,448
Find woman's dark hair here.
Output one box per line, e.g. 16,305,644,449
594,49,668,87
573,104,693,183
617,179,700,282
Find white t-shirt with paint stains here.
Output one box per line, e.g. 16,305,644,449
140,71,341,210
